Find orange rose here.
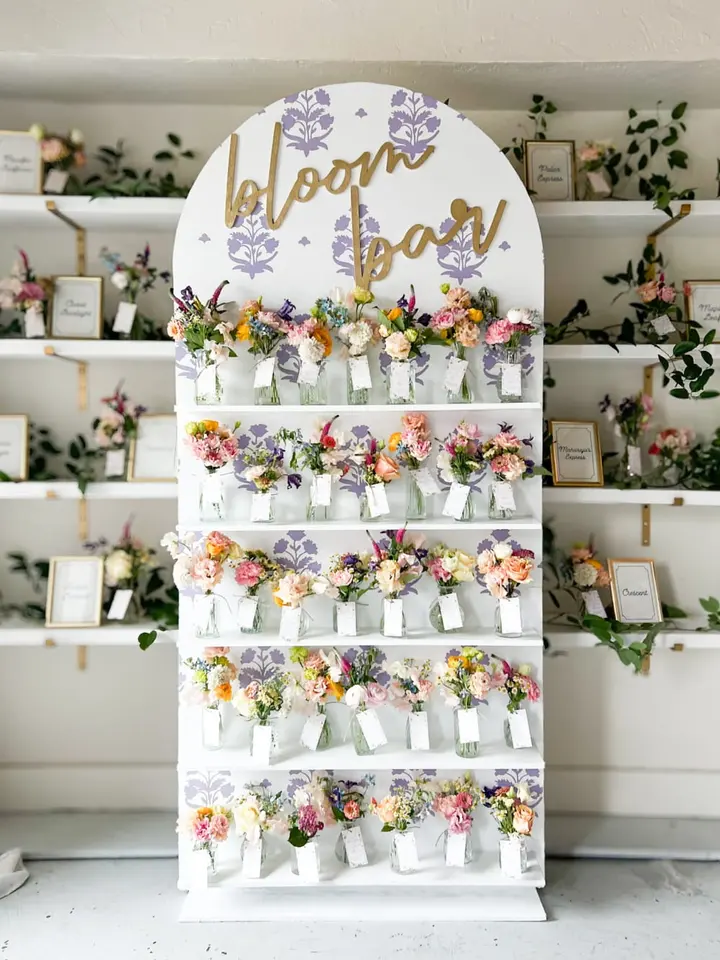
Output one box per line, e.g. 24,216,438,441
214,683,232,702
503,556,534,584
386,307,402,322
387,432,402,452
512,804,534,835
196,806,214,819
312,326,333,357
374,452,401,482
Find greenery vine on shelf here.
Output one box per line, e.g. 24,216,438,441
501,93,558,165
620,101,694,215
73,133,197,198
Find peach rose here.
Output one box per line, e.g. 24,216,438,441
485,566,509,599
371,796,399,824
401,412,427,433
384,331,411,360
512,803,535,836
503,556,534,584
476,549,496,576
374,452,401,482
455,318,480,348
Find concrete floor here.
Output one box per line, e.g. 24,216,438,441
1,858,719,959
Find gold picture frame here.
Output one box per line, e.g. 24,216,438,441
549,420,604,487
524,140,577,201
683,278,720,336
608,558,663,624
49,276,104,339
0,130,43,194
127,414,178,482
45,556,105,628
0,414,30,481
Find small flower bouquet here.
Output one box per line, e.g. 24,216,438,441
234,783,285,878
355,434,400,520
484,308,542,401
168,283,235,404
388,657,434,750
371,775,433,874
285,315,334,404
492,658,540,749
430,284,487,402
30,124,85,193
236,297,294,405
318,552,372,636
648,426,695,487
286,774,332,879
272,569,319,641
181,646,237,749
636,273,682,340
599,392,653,483
185,419,240,520
433,773,483,866
232,675,292,763
280,417,351,521
426,543,476,633
481,782,534,877
100,245,170,339
437,420,483,522
577,140,620,198
240,431,301,522
564,541,610,617
342,646,389,756
233,547,281,634
389,413,439,520
89,520,157,622
162,530,236,639
377,287,439,403
481,426,540,520
312,287,376,403
0,250,49,338
368,528,425,638
181,804,233,882
94,385,145,480
477,542,535,637
327,774,374,867
289,646,346,750
435,646,491,759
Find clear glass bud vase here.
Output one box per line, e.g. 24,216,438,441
194,593,219,639
428,586,465,633
238,594,264,634
446,344,473,403
306,475,332,522
453,704,481,759
335,822,362,865
200,471,225,521
389,830,418,874
315,704,332,750
488,481,515,521
496,349,523,402
254,370,280,406
104,445,128,481
386,360,416,404
405,472,427,520
299,363,328,405
346,362,370,405
194,353,223,405
443,829,473,865
351,709,374,756
498,834,528,878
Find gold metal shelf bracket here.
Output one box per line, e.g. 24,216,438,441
45,200,86,276
641,504,651,546
43,345,88,410
77,645,88,671
78,498,88,541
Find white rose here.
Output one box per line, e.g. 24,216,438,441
505,308,532,325
235,799,261,842
69,128,84,146
517,781,532,804
232,689,256,719
172,554,194,590
573,562,598,588
344,684,367,710
111,271,129,291
494,542,513,560
104,549,133,586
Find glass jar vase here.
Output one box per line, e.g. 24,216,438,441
495,597,523,638
389,830,418,874
334,822,367,865
194,353,223,405
443,829,473,866
346,361,370,405
496,349,523,403
498,834,528,878
199,471,226,521
380,598,406,638
254,364,280,406
405,471,427,520
250,719,276,761
446,343,473,403
290,839,320,878
428,586,465,633
201,705,223,750
314,704,332,750
104,445,128,481
298,363,328,405
487,481,515,521
332,600,358,637
386,359,416,404
237,594,264,634
306,475,332,522
350,709,373,756
194,593,219,639
453,705,481,759
240,835,267,878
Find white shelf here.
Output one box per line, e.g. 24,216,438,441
0,195,184,231
0,481,177,500
184,518,542,534
535,199,720,238
0,620,176,646
179,742,544,771
178,628,544,649
177,402,542,415
543,487,720,507
544,627,720,651
0,339,175,360
545,344,720,361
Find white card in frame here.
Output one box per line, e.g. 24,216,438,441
524,140,577,202
128,414,178,481
683,279,720,334
45,556,105,628
550,420,604,486
608,558,663,624
0,414,29,481
49,276,104,339
0,131,42,194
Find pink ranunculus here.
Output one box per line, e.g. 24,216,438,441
20,281,47,302
493,431,521,450
469,670,492,699
366,682,387,706
485,318,513,346
192,557,223,592
491,453,525,481
234,560,264,588
434,795,458,819
209,814,229,841
659,284,676,304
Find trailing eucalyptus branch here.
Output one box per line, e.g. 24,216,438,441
502,94,558,165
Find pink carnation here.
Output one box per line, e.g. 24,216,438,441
430,308,456,331
448,810,472,834
234,560,264,588
209,814,229,841
193,819,211,843
491,453,525,481
485,318,513,346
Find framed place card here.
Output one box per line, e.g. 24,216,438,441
0,414,29,481
683,279,720,334
45,557,104,628
127,414,177,481
608,558,663,624
550,420,604,487
49,277,103,339
524,140,577,201
0,131,42,194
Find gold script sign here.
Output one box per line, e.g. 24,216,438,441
225,121,507,288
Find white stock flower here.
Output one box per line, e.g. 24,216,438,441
344,684,367,710
111,270,129,291
298,337,325,364
204,339,229,363
573,562,598,588
172,554,194,589
160,532,181,559
104,549,133,586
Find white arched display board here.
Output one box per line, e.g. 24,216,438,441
174,83,545,922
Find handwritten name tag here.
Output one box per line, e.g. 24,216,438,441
442,481,470,519
300,712,326,751
105,448,126,478
500,363,522,396
349,355,372,390
492,481,516,510
44,169,69,194
627,445,642,475
445,831,468,867
279,605,302,641
411,467,441,496
237,596,259,630
438,591,463,631
254,356,276,388
342,825,368,868
394,831,419,871
295,841,320,881
444,356,469,393
298,360,321,385
389,360,410,399
457,706,480,744
583,589,607,618
107,589,133,621
498,596,522,635
651,315,675,337
189,849,209,889
251,491,273,522
312,473,333,506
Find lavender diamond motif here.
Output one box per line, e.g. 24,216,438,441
388,89,441,160
332,204,381,279
499,241,511,251
298,236,311,246
198,233,211,243
436,218,487,284
227,201,280,278
355,108,368,118
282,88,334,156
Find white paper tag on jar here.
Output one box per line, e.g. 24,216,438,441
349,355,372,390
188,849,209,889
335,601,357,637
241,837,263,879
251,724,273,764
500,363,522,396
412,467,441,496
586,169,612,196
356,708,387,749
279,605,302,641
651,315,675,337
237,596,259,630
254,356,276,388
457,706,480,744
107,589,133,620
300,713,326,751
627,445,642,475
584,589,607,618
493,481,516,511
113,301,137,334
499,596,522,635
295,841,320,881
44,168,70,194
342,826,368,868
444,356,469,393
202,707,221,749
382,598,403,637
508,709,533,749
389,360,410,399
394,831,419,871
312,473,332,506
105,447,126,478
408,711,430,750
500,838,524,878
298,360,320,386
445,831,468,867
365,483,389,517
442,481,470,519
251,491,272,522
24,306,45,338
439,592,463,631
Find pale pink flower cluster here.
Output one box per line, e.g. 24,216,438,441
481,431,528,481
476,543,535,600
273,570,318,607
234,560,265,588
429,287,481,348
191,557,224,593
397,412,432,466
637,274,677,305
384,330,412,360
434,791,475,834
485,308,539,349
649,427,694,459
185,431,239,471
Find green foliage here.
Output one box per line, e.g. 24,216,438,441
1,551,50,621
620,101,695,214
0,315,23,338
28,423,62,481
698,596,720,631
76,133,197,198
136,570,178,649
501,93,558,164
65,434,100,494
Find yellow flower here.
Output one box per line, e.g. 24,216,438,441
387,432,402,452
386,307,402,322
468,309,484,324
313,325,333,357
201,420,219,432
196,806,214,819
236,322,251,341
447,655,461,672
214,683,233,702
353,286,374,305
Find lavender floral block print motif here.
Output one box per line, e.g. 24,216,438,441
388,90,441,160
282,89,334,156
493,769,544,808
184,770,234,808
227,202,279,278
237,648,286,687
436,219,487,284
333,205,381,279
